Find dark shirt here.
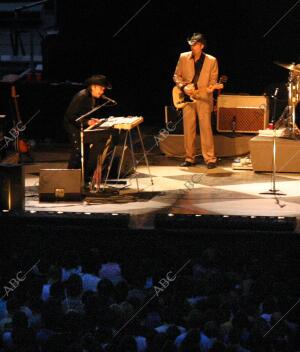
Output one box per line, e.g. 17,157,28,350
64,89,101,131
192,53,206,89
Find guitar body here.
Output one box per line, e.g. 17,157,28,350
11,85,31,155
172,83,224,110
172,86,192,109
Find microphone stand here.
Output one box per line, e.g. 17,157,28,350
260,89,286,196
75,100,111,191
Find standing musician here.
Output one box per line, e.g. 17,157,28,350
64,74,117,182
173,33,219,169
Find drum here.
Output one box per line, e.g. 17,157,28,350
293,70,300,102
289,68,300,133
293,67,300,131
296,101,300,130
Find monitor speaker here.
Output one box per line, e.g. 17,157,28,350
39,169,82,202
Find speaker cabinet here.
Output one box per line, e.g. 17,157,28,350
0,164,24,210
39,169,82,202
217,95,269,133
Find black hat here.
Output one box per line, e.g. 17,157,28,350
187,33,206,47
85,74,112,89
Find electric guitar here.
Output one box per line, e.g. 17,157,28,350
172,75,228,109
11,86,30,154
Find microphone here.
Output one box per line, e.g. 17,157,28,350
231,115,236,132
271,88,279,98
102,95,117,105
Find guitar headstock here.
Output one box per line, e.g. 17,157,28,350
219,75,228,84
11,85,19,98
214,83,224,90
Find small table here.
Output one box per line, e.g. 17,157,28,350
86,116,153,191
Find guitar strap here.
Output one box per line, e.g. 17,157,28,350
192,53,206,89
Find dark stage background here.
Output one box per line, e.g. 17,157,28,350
2,0,300,142
45,0,300,116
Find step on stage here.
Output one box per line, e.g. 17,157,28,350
1,152,299,233
250,135,300,172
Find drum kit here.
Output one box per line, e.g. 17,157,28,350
275,61,300,137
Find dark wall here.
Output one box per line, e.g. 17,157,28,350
40,0,300,125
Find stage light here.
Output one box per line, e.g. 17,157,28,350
0,210,130,228
154,214,296,232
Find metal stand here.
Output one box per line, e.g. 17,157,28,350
79,122,85,191
75,100,111,192
260,89,286,196
103,121,154,192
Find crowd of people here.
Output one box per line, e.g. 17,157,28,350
0,245,299,352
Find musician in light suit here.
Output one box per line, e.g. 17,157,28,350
173,33,218,168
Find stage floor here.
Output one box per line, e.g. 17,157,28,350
24,153,300,230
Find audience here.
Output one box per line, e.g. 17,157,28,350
0,245,299,351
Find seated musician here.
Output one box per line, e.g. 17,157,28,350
63,74,117,183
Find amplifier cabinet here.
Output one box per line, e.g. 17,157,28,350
217,95,269,133
39,169,82,202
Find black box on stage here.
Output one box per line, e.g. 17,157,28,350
108,146,133,178
39,169,82,202
0,164,24,210
164,106,183,134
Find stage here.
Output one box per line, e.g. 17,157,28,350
20,147,300,232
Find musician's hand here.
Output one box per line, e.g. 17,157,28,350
206,85,214,93
184,84,195,96
87,118,99,126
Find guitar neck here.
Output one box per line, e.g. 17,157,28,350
11,86,22,123
195,84,223,94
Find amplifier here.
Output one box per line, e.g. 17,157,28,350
39,169,82,202
217,95,269,133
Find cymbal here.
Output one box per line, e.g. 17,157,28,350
274,61,300,73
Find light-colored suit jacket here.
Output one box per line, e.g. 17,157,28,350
173,51,218,111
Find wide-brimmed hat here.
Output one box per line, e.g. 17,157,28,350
85,74,112,89
187,33,206,47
